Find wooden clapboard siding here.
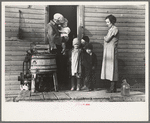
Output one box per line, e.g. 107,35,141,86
84,5,145,87
5,5,45,98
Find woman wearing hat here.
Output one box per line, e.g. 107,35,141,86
101,15,119,93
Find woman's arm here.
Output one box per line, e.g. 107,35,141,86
104,27,118,42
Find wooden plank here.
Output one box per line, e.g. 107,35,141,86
5,61,24,66
119,61,145,66
5,19,44,25
119,66,145,70
5,23,44,29
5,41,31,46
5,75,19,81
5,71,21,75
5,51,27,56
84,30,145,36
85,26,145,32
85,17,145,23
118,44,145,49
5,13,44,19
5,32,45,38
5,46,29,51
5,5,45,10
90,39,145,45
118,49,144,53
115,57,144,62
5,84,20,90
53,92,71,100
85,31,145,37
5,90,20,95
86,35,145,40
93,44,145,49
5,56,26,61
85,5,145,10
65,90,111,100
85,7,145,14
118,74,145,79
5,7,44,14
37,92,44,100
5,27,45,33
119,53,145,57
43,92,57,100
5,80,20,85
94,49,145,54
5,66,25,71
30,92,43,101
84,13,145,19
85,21,145,27
119,70,144,74
5,37,45,42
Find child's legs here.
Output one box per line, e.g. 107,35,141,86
71,76,76,88
84,69,91,88
89,71,96,89
76,78,81,89
62,42,66,49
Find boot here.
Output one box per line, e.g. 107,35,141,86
114,81,117,92
76,78,81,91
71,76,75,91
106,81,115,93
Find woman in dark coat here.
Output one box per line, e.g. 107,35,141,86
101,15,119,93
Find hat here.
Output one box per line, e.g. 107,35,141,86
81,39,85,44
53,13,65,24
72,38,81,46
85,43,93,50
82,36,90,43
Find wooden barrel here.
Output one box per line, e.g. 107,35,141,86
30,53,57,74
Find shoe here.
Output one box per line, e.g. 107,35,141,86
81,86,89,91
71,87,75,91
76,88,80,91
89,88,94,91
81,86,87,90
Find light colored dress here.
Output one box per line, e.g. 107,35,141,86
71,48,82,77
101,25,119,81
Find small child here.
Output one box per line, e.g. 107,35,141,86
69,38,83,91
81,43,97,91
59,18,71,55
80,36,90,88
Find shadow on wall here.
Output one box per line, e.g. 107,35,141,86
84,28,93,37
17,10,43,41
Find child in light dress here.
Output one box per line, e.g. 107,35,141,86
68,38,83,91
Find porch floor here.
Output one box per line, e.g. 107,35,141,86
12,88,145,102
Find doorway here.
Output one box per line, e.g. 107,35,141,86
49,5,77,49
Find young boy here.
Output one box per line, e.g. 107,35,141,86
59,18,71,55
68,38,83,91
81,43,97,91
80,36,90,87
